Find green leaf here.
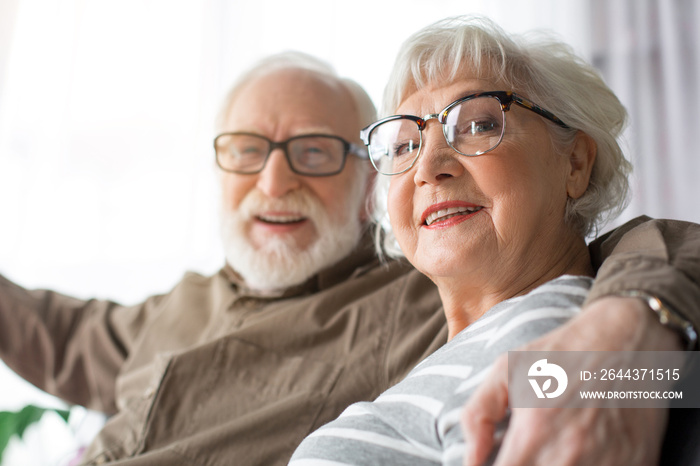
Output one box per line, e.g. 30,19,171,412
0,405,70,463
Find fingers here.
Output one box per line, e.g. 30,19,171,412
490,405,667,466
462,356,510,466
493,408,583,466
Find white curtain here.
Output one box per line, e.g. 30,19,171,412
0,0,224,302
592,0,700,225
0,1,223,463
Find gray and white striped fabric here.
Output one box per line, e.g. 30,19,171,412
289,275,592,466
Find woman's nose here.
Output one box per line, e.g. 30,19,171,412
412,123,465,185
256,149,301,198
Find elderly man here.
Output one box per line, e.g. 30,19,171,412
0,52,699,465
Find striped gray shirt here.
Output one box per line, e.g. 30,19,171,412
289,275,592,466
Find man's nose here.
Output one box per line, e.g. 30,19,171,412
256,149,301,198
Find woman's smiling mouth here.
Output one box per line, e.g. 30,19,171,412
422,202,484,228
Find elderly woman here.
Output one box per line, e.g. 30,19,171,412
289,16,659,465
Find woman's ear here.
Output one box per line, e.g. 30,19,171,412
566,131,596,199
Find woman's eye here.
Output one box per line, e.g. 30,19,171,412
392,140,418,157
464,119,498,135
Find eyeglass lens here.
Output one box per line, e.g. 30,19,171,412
368,96,506,175
215,134,347,175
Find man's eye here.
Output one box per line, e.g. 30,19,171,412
235,146,263,157
298,147,332,166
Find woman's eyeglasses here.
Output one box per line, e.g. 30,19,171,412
360,91,569,176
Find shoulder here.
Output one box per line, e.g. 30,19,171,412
143,269,234,314
175,269,233,292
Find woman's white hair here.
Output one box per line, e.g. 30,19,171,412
373,15,631,258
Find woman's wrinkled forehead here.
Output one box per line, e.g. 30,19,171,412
391,58,511,115
395,65,506,114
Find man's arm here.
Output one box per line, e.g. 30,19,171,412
588,216,700,340
461,216,700,466
0,273,159,413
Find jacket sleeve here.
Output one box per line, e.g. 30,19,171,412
0,273,163,414
587,216,700,331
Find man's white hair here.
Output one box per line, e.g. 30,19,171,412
216,51,377,138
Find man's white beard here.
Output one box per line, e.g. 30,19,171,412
220,183,366,292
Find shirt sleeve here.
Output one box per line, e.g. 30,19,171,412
0,273,162,414
586,216,700,330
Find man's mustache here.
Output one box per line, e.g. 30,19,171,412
238,188,324,221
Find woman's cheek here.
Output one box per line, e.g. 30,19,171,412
387,180,416,252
